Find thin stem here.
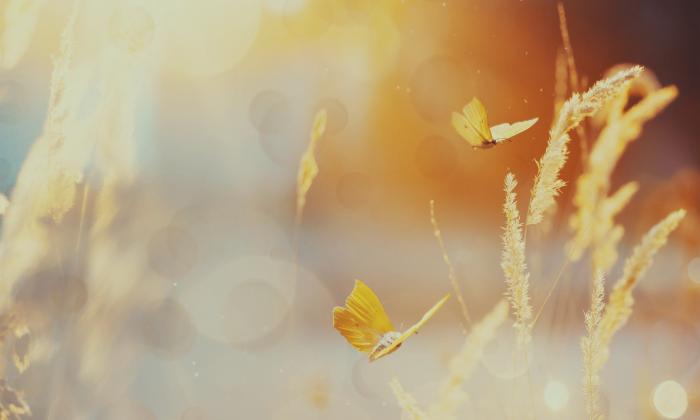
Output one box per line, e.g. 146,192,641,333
429,200,472,328
532,259,571,327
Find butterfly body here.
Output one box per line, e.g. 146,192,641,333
452,97,538,148
332,280,449,362
370,331,402,359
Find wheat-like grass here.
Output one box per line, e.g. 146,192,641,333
501,173,532,347
569,83,677,261
581,271,606,420
597,209,686,350
429,300,509,420
591,182,639,273
296,108,328,224
526,67,642,228
390,378,427,420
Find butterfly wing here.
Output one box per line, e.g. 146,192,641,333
333,280,395,353
452,97,493,146
369,293,451,361
489,117,538,142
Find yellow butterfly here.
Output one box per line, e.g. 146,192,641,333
452,97,538,148
332,280,450,362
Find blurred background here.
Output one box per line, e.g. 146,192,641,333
0,0,698,419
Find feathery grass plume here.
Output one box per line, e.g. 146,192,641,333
526,67,642,227
430,200,471,327
501,173,532,347
569,83,677,260
296,108,328,223
390,378,427,420
429,300,509,420
581,271,606,420
597,209,685,351
552,66,641,139
526,132,569,226
591,182,639,273
588,86,678,183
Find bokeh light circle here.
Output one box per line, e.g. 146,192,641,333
257,101,311,168
148,225,199,279
172,203,292,266
652,380,688,419
415,136,459,179
182,255,298,346
250,90,288,131
137,298,195,358
226,280,290,347
543,380,569,412
687,257,700,283
159,0,261,77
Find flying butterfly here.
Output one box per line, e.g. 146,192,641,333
452,97,538,148
332,280,450,362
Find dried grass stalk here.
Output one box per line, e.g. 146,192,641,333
591,182,639,273
390,378,427,420
581,271,606,420
430,200,471,326
569,83,677,260
557,2,579,93
501,173,532,347
429,300,509,419
597,209,685,349
296,108,328,223
526,67,642,227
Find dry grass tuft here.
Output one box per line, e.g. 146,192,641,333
429,300,509,419
527,67,642,227
581,271,606,420
390,378,427,420
569,79,677,261
501,173,532,347
430,200,471,327
597,209,686,349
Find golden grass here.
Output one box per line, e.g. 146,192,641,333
569,77,678,261
582,210,685,420
390,378,427,420
527,67,642,228
296,108,328,224
430,200,472,327
501,173,532,347
581,271,605,420
597,209,686,350
428,300,509,419
0,2,691,419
